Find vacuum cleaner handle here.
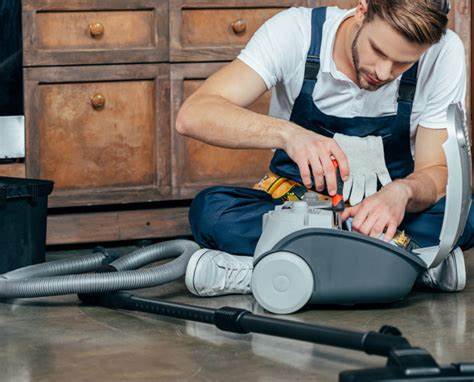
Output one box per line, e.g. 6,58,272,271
88,292,410,356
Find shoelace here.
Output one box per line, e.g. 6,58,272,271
222,263,252,291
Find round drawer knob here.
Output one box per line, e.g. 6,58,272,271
231,19,247,34
89,22,105,38
91,94,106,110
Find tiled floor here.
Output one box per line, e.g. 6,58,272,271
0,244,472,381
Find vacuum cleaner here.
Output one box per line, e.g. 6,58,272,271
0,102,472,380
252,102,472,314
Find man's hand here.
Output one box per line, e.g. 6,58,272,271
284,126,349,196
341,181,411,241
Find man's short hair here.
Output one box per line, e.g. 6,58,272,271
365,0,449,45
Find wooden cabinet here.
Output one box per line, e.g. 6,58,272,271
21,0,296,245
19,0,471,245
170,63,273,198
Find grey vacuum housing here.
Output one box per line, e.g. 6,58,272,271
252,103,472,314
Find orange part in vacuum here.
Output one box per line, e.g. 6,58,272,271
331,159,345,212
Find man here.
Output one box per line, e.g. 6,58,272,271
176,0,473,297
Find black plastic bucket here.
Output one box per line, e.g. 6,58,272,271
0,176,54,273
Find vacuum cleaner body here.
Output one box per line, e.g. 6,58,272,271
252,203,427,314
252,103,472,314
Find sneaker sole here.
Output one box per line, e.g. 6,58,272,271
185,248,211,296
453,247,466,291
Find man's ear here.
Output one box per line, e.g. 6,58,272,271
354,0,369,25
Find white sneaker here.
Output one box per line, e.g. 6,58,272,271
185,249,253,297
418,247,466,292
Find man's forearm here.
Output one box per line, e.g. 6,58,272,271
176,94,295,151
394,165,448,213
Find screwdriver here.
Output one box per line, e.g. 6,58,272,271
331,159,345,212
331,159,345,229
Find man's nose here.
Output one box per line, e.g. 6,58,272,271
375,60,393,82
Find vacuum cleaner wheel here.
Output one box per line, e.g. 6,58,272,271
252,251,314,314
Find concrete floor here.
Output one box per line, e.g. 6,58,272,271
0,245,473,382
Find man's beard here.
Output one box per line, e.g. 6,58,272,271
351,26,385,91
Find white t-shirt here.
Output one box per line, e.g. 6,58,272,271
237,7,467,155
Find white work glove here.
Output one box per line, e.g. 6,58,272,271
334,133,392,206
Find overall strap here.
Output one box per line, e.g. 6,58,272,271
303,7,327,82
397,62,419,116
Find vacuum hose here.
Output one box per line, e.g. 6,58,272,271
0,239,200,298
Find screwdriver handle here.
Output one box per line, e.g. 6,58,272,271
331,159,345,212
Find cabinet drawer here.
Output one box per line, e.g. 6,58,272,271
171,63,274,198
24,64,171,208
170,0,308,61
23,0,169,66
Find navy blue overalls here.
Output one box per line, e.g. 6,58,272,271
189,7,474,256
